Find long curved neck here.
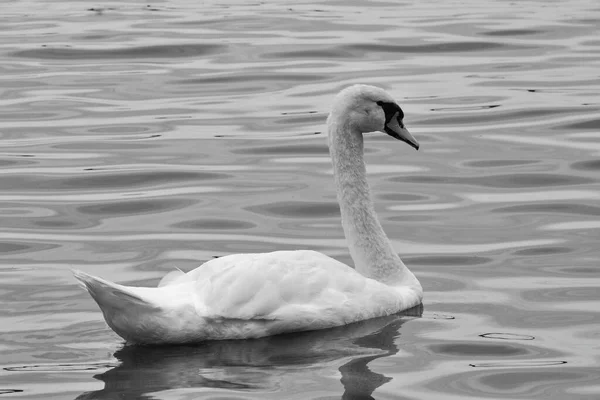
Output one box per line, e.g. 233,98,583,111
328,114,418,287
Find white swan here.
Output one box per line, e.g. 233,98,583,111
73,84,423,345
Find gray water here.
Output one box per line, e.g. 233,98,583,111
1,0,600,399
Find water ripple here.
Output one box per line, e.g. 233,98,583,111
11,44,227,60
394,173,594,188
0,232,562,255
2,0,600,399
463,190,600,203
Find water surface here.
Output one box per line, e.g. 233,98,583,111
1,0,600,399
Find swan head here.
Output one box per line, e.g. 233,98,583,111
330,84,419,150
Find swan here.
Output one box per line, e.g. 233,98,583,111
73,84,423,345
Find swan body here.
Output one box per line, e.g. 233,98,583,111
74,84,423,344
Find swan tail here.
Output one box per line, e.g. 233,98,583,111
73,270,186,344
72,269,158,311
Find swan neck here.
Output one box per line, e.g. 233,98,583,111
328,116,417,286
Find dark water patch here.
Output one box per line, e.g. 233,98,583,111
1,171,228,191
571,136,600,143
246,201,339,218
388,215,434,222
431,104,499,111
471,360,567,368
482,29,544,36
571,159,600,171
430,343,527,357
513,246,572,256
76,170,224,189
390,176,449,186
78,33,122,41
0,389,24,394
174,73,326,85
463,159,538,168
525,311,597,326
546,266,599,275
11,44,226,60
562,118,600,130
86,7,116,14
2,210,94,231
173,14,333,32
0,111,64,121
178,84,264,95
0,242,29,253
427,368,599,398
420,276,466,292
264,48,358,59
576,17,600,25
476,371,585,392
266,41,525,60
0,21,56,31
77,199,189,216
378,193,430,202
274,113,326,126
0,242,57,255
86,125,162,134
492,203,600,216
281,111,318,116
0,79,48,89
480,333,535,340
406,255,491,266
4,362,117,372
392,173,593,188
178,17,250,26
344,41,511,54
522,287,599,302
233,144,328,155
423,313,455,320
170,74,331,96
33,219,79,228
422,107,571,126
57,141,158,151
0,159,26,167
172,218,256,230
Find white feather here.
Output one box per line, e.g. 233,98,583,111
73,85,424,345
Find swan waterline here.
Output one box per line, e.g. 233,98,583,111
73,84,423,345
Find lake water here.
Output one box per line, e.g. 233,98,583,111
1,0,600,398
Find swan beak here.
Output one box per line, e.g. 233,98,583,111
384,114,420,150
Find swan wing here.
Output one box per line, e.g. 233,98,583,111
189,250,386,324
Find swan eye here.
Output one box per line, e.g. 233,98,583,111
376,101,405,124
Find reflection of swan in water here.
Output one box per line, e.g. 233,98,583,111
73,84,422,344
75,305,422,400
